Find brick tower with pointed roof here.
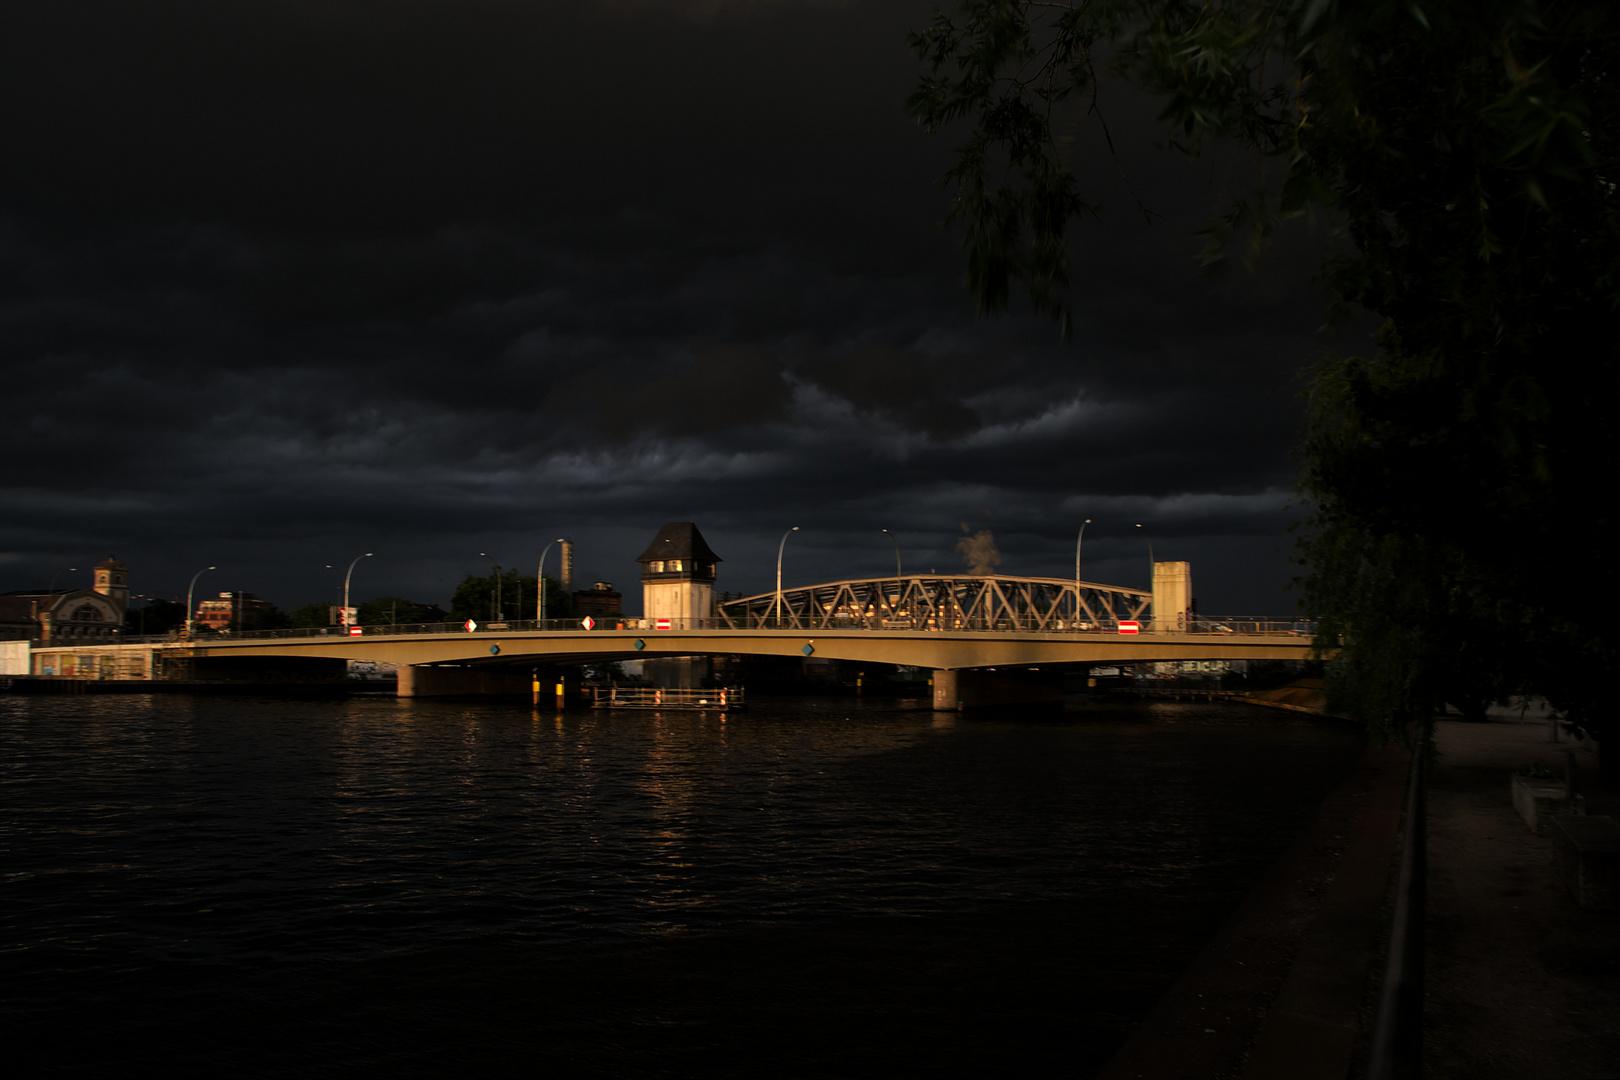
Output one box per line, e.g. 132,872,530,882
636,522,721,624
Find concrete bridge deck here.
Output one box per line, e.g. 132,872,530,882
28,622,1313,704
31,620,1312,684
171,624,1313,670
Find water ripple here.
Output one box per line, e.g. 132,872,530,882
1,694,1361,1076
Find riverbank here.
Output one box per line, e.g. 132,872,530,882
1097,703,1620,1079
1096,737,1409,1080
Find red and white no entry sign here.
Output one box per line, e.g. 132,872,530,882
1117,620,1140,635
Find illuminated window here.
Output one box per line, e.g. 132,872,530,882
669,560,683,572
649,561,664,573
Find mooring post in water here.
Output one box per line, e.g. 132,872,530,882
532,669,541,707
555,680,565,709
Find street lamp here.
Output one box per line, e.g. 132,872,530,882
1135,523,1155,596
130,593,152,635
1074,518,1092,623
184,566,216,639
774,526,800,624
342,553,373,629
536,538,566,624
880,529,902,580
479,552,501,620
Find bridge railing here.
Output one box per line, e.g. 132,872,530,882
711,613,1315,635
160,614,1315,643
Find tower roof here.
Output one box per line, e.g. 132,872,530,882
635,522,721,564
95,556,128,571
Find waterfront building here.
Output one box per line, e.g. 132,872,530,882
636,523,721,689
573,582,622,618
0,557,130,643
636,522,721,623
195,592,277,633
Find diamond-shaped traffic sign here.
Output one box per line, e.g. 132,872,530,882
582,616,595,630
464,619,478,633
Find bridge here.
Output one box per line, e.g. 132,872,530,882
719,573,1155,631
28,573,1315,707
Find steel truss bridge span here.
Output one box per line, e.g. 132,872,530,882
720,573,1153,632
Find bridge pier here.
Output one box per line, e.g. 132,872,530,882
931,668,1064,711
397,665,532,698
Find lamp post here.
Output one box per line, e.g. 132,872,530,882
342,553,373,629
1135,524,1155,629
479,552,501,620
46,566,78,632
1074,518,1092,624
184,566,216,639
881,528,903,617
880,529,902,579
774,526,800,624
131,594,151,636
536,538,566,625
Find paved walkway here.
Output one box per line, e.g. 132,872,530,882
1424,719,1620,1079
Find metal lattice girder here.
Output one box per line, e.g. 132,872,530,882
718,575,1152,632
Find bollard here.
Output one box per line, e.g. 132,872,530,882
555,681,565,708
532,672,541,707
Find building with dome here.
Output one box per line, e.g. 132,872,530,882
0,557,130,643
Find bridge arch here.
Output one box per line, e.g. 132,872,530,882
719,574,1152,632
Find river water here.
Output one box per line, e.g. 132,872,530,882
2,694,1362,1078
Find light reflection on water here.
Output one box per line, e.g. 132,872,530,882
2,694,1361,1077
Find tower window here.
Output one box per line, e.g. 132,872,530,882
649,561,664,573
668,560,683,572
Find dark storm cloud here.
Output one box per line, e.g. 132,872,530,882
1,0,1348,612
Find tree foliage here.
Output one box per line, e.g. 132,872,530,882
125,598,186,635
357,597,450,626
911,1,1620,742
285,602,334,630
450,572,575,624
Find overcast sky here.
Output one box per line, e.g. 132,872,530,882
1,0,1355,615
